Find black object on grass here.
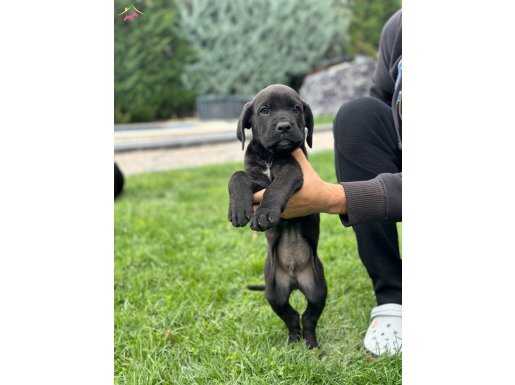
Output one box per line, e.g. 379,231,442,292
114,162,125,199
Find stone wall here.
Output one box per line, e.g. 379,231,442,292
299,55,376,117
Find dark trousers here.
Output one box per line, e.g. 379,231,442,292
333,96,402,305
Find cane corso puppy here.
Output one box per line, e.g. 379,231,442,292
228,84,327,348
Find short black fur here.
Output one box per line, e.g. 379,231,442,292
228,84,327,348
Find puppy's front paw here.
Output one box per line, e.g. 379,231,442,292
229,200,252,227
250,207,281,231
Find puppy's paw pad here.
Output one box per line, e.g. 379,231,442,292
251,207,281,231
249,216,262,231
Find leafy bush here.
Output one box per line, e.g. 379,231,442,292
347,0,401,57
179,0,350,96
115,1,195,123
114,0,399,122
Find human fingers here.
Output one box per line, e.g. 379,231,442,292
253,189,265,204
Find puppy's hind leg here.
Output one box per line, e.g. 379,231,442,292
265,272,301,344
297,260,327,349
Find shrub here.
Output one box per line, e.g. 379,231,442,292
347,0,401,57
115,1,195,123
179,0,349,96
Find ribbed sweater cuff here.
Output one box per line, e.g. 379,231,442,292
339,178,386,226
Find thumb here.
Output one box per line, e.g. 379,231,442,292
291,148,316,176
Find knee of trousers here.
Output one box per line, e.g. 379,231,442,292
333,96,391,147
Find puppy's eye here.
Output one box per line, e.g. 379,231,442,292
259,106,271,115
293,105,302,113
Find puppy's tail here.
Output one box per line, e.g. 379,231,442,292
246,284,266,291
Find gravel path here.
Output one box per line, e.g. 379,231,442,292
115,130,335,175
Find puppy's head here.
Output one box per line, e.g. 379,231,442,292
237,84,314,153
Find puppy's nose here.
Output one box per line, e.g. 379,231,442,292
276,122,291,132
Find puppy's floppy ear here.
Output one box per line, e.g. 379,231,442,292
237,101,253,150
302,101,314,148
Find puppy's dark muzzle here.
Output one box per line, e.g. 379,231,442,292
267,122,302,152
276,121,292,133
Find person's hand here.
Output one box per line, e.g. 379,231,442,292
253,148,347,219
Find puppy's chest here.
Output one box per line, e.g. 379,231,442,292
245,157,281,186
262,161,273,181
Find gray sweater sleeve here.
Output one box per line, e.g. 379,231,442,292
339,173,401,226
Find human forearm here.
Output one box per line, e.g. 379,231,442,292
280,181,346,219
253,148,349,219
252,150,401,225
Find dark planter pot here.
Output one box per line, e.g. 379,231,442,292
196,95,251,120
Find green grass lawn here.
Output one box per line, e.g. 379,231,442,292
115,150,401,385
314,114,336,126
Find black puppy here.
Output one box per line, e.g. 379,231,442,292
228,84,327,348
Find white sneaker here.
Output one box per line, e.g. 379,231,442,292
363,303,402,356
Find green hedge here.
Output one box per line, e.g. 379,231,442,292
114,1,195,123
114,1,400,123
179,0,348,96
347,0,401,57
